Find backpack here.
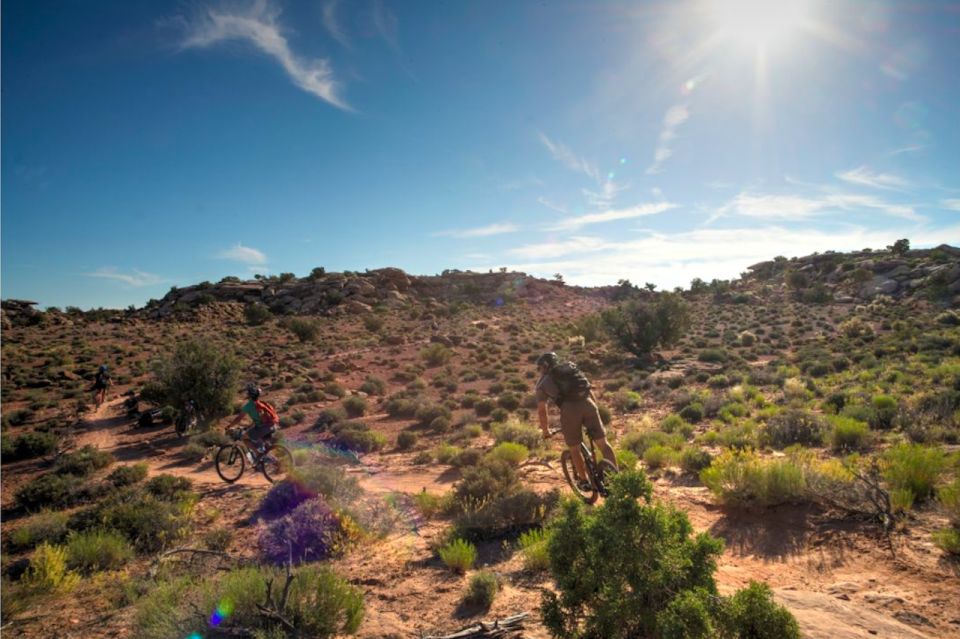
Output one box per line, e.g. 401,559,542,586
551,361,591,405
254,399,280,429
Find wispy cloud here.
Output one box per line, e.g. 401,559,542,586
178,0,350,110
943,199,960,212
86,268,164,287
647,104,689,174
537,197,568,214
582,181,629,210
711,191,925,223
433,223,519,239
321,0,350,48
372,0,399,49
218,243,268,264
836,166,911,190
548,202,676,232
538,132,600,183
509,236,606,260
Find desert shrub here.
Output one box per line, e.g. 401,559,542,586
657,589,714,639
16,473,77,511
600,293,691,357
281,317,322,342
493,420,542,449
454,458,518,506
762,409,826,449
415,401,451,426
203,528,234,551
698,348,727,363
839,317,873,338
92,490,194,552
621,429,682,457
612,389,642,412
107,463,148,487
453,448,483,467
21,543,80,594
464,571,499,610
420,343,453,367
488,442,529,465
140,337,241,419
498,391,521,411
8,510,69,551
700,450,807,507
363,314,385,332
53,445,114,477
644,445,678,469
313,406,348,430
454,489,559,540
331,424,386,453
435,444,462,465
65,530,134,573
933,528,960,555
188,429,231,449
680,446,713,474
541,470,796,639
413,491,447,518
718,581,800,638
939,479,960,526
739,331,756,347
145,474,193,500
243,303,272,326
2,431,58,461
517,528,551,572
396,430,418,450
474,397,496,416
359,376,387,395
870,394,898,429
258,497,349,565
438,538,476,573
882,443,946,503
828,416,870,452
430,416,451,433
679,402,704,423
258,480,317,521
661,413,693,436
342,395,367,417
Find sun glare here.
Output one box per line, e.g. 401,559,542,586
707,0,811,49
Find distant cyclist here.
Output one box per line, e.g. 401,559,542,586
223,383,279,463
91,365,111,408
535,352,617,491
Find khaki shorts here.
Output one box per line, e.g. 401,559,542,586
560,397,606,447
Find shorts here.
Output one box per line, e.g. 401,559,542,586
246,424,274,443
559,397,606,447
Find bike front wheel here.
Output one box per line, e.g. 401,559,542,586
215,445,245,483
261,445,294,483
560,449,599,504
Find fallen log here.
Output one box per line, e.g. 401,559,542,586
422,612,529,639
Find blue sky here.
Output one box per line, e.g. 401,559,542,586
3,0,959,309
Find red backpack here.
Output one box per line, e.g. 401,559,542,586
254,399,280,429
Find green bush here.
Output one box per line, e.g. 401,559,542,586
600,293,691,357
643,444,678,469
342,395,367,417
53,445,114,477
719,581,800,639
870,395,898,429
16,473,77,511
243,303,272,326
882,443,946,503
65,530,134,573
488,441,529,465
8,510,69,551
933,528,960,556
621,429,682,457
828,416,869,452
22,543,80,594
107,463,149,487
396,430,418,450
680,446,713,474
281,317,322,342
679,403,704,423
331,424,386,453
359,376,387,395
518,528,551,572
493,420,542,449
439,538,476,573
657,589,714,639
697,348,728,363
761,409,826,449
146,474,194,500
2,431,58,461
464,571,499,610
140,337,241,420
420,343,453,367
700,451,807,507
938,479,960,526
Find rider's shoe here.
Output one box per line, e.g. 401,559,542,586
577,479,594,493
246,451,255,465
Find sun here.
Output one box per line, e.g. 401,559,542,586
706,0,812,49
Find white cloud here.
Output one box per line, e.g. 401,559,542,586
943,199,960,212
433,223,519,239
509,236,606,260
711,191,925,223
86,268,164,287
537,132,600,183
372,0,399,48
321,0,350,48
179,0,350,110
647,104,690,174
218,243,267,264
836,166,911,190
537,196,569,214
582,180,629,210
548,202,676,232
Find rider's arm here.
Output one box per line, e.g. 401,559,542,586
224,412,244,430
537,401,550,436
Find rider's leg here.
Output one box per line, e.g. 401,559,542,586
568,443,589,480
593,436,618,469
560,406,589,481
583,398,617,469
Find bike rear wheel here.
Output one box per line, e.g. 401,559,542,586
215,444,245,483
261,445,294,483
560,449,599,504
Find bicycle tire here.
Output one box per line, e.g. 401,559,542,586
261,445,294,483
594,459,619,497
560,449,599,504
215,444,245,483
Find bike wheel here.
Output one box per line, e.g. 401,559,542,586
560,449,599,504
261,445,294,483
594,459,619,497
174,416,187,438
215,445,245,483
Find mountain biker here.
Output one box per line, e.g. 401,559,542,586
535,352,617,491
223,383,278,463
91,365,111,407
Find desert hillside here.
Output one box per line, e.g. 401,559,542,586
2,244,960,639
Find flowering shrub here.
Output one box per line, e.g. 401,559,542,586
258,497,348,565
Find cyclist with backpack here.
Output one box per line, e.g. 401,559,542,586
91,364,111,408
535,352,617,491
223,383,279,463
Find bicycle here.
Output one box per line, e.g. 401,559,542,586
215,428,294,484
175,399,202,438
549,428,618,504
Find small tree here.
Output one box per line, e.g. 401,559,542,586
888,238,910,256
309,266,327,280
601,292,691,359
141,338,241,420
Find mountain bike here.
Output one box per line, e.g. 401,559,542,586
550,428,618,504
215,428,294,484
175,399,202,438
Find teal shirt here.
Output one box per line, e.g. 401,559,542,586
241,400,262,427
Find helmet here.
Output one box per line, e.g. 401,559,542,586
99,365,108,373
245,383,261,400
536,352,558,371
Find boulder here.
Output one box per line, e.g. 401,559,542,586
370,267,411,292
345,300,372,314
862,276,899,298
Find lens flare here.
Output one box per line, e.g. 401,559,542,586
209,599,235,627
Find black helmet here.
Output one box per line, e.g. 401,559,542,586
536,352,558,371
245,383,261,400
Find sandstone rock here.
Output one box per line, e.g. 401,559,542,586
370,267,411,291
345,300,372,314
383,334,405,345
774,589,933,639
329,360,349,373
862,276,899,297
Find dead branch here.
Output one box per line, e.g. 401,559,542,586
422,612,529,639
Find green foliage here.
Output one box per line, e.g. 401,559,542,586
438,538,477,573
464,571,499,610
396,430,418,450
657,589,714,639
933,528,960,555
281,317,322,342
16,473,77,511
762,409,826,449
420,343,453,367
342,395,368,417
65,530,134,573
679,403,704,423
882,443,946,503
22,543,80,594
697,348,728,363
2,431,58,461
644,444,679,469
700,450,807,507
621,429,683,457
53,445,114,477
517,528,551,572
828,416,870,452
140,337,241,420
8,510,69,551
870,394,898,429
680,446,713,474
331,422,386,453
492,420,543,449
243,303,273,326
601,293,691,357
719,581,800,639
107,463,149,487
488,441,529,465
